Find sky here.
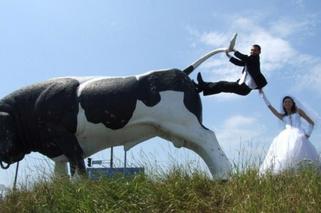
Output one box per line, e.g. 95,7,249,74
1,0,321,188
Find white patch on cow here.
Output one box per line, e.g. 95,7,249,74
73,90,232,179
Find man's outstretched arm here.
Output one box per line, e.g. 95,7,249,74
234,51,249,62
226,51,245,66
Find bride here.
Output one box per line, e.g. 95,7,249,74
259,90,320,175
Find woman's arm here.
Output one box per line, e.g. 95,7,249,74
259,90,283,120
297,108,315,125
298,108,315,137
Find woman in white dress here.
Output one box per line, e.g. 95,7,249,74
259,91,320,175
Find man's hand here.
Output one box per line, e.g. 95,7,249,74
226,48,235,53
225,50,232,59
227,33,237,52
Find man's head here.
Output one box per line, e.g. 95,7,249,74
250,44,261,56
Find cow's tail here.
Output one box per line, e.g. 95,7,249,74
183,33,238,76
183,48,226,75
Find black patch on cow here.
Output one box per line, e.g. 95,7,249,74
79,69,202,129
79,77,139,129
0,78,80,160
137,69,202,123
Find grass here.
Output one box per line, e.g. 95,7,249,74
1,165,321,212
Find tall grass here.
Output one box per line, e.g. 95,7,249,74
1,165,321,212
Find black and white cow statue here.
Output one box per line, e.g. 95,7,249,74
0,35,238,179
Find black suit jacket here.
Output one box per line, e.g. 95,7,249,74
230,51,267,89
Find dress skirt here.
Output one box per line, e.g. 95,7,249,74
259,127,320,175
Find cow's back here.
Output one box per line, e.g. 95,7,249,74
77,69,202,130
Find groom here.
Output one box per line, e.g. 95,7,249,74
196,44,267,96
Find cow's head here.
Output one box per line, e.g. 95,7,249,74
0,112,25,169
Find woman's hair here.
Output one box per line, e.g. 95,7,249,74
282,96,297,116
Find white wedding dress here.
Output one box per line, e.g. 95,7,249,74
259,112,320,175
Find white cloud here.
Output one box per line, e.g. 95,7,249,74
224,115,256,128
218,115,260,141
200,55,240,81
299,62,321,90
214,114,271,166
269,15,318,38
200,32,228,47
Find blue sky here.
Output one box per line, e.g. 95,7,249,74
1,0,321,188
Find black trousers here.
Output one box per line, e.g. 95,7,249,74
202,81,252,96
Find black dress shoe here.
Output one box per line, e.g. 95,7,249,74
197,72,207,88
192,80,202,93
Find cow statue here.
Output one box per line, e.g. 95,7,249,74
0,35,238,180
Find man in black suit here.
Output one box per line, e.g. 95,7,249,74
196,44,267,96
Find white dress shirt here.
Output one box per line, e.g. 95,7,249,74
238,66,257,89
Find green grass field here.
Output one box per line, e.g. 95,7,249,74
1,165,321,213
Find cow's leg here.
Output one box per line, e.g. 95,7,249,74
69,162,76,176
54,161,68,177
132,91,231,179
47,124,86,176
56,135,86,176
158,122,232,179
